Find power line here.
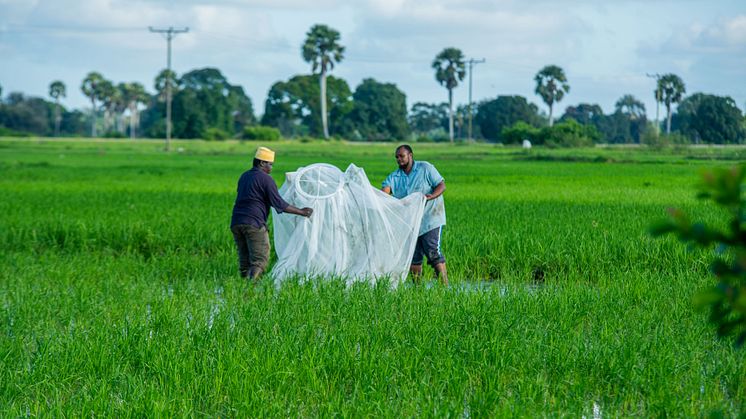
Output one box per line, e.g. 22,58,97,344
1,24,143,34
466,58,485,141
149,26,189,151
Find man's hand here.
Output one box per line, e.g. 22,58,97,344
286,205,314,217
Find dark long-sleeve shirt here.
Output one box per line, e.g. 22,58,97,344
231,167,290,228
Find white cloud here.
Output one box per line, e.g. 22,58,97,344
645,14,746,55
1,0,744,116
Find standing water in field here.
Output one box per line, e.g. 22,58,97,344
271,163,425,287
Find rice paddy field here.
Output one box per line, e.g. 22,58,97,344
1,138,744,416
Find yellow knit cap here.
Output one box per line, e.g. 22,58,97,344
255,146,275,162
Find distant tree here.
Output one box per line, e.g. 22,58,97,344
302,24,345,140
81,71,105,137
262,74,352,138
121,82,149,139
346,78,409,141
167,68,254,139
48,80,66,137
501,121,541,144
541,118,599,147
656,73,685,134
475,95,542,142
534,65,570,127
672,93,745,144
615,94,646,119
560,103,618,143
111,83,130,134
561,103,603,126
155,69,178,102
149,69,179,138
615,94,647,143
408,102,448,137
454,104,470,140
596,112,633,144
96,79,118,134
59,110,89,137
0,92,53,135
432,47,466,142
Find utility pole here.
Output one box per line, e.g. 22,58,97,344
149,26,189,151
646,73,662,137
466,58,485,142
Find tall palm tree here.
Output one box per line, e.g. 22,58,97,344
114,83,134,135
656,74,685,134
81,72,104,137
49,80,66,137
432,47,466,143
615,94,647,143
534,65,570,127
121,82,149,139
302,24,345,139
615,94,646,119
96,80,117,134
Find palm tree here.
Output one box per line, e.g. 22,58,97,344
656,74,685,134
615,94,646,119
615,94,647,143
49,81,66,137
432,47,466,143
96,79,117,134
81,72,104,137
534,65,570,127
121,82,149,139
302,24,345,139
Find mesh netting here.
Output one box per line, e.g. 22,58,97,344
271,163,425,287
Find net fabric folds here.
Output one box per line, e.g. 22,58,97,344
271,163,425,287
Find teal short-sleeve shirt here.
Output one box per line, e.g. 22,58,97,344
382,160,446,236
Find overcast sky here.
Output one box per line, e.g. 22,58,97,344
1,0,745,119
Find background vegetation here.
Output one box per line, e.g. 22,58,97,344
1,25,744,145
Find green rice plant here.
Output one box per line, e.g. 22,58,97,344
652,165,746,347
0,138,744,415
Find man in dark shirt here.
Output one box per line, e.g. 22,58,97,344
231,147,313,281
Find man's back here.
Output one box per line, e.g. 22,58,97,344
231,168,288,228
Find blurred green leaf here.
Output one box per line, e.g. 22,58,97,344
648,220,677,237
653,164,746,349
693,288,722,309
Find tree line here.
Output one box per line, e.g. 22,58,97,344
1,24,744,144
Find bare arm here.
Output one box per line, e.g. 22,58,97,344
284,205,313,217
425,181,445,201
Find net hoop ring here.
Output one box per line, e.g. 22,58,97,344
293,163,345,200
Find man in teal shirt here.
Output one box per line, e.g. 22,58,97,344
382,144,448,285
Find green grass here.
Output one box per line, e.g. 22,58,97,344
1,138,744,416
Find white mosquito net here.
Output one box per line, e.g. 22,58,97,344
270,163,425,287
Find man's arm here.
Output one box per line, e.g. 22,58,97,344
425,180,445,201
381,186,391,195
284,205,313,217
263,174,311,216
